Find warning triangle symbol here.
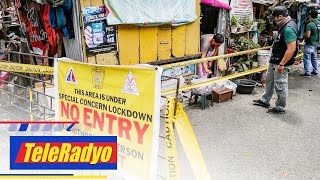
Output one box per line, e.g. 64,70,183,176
65,67,78,84
121,70,139,96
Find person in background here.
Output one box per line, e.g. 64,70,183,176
317,10,320,53
300,10,319,76
253,6,298,114
198,33,225,78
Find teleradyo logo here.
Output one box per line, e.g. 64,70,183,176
10,136,117,170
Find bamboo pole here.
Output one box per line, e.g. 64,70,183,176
160,46,271,69
161,66,268,95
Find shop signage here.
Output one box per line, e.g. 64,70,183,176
82,6,117,55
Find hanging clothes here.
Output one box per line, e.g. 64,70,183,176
42,4,57,56
18,2,46,55
48,0,74,39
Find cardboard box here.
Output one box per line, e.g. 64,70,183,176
212,88,233,103
34,80,53,89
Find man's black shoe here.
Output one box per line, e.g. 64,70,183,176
311,71,318,76
300,73,311,77
253,99,270,108
267,108,285,114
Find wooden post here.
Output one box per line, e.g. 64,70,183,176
57,37,63,58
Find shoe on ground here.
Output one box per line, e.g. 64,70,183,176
267,107,285,114
300,73,311,77
253,99,270,108
311,71,318,76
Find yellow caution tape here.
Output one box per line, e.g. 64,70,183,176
175,102,211,180
0,47,274,76
161,66,268,95
0,62,53,75
160,46,271,69
165,97,180,180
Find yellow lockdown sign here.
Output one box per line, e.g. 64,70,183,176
0,62,53,75
54,59,162,180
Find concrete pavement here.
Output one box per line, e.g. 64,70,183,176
181,64,320,179
0,61,319,180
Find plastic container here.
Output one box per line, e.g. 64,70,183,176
235,79,257,94
211,80,226,93
0,51,5,60
252,22,258,31
257,50,271,67
224,80,237,96
257,50,271,82
191,78,213,94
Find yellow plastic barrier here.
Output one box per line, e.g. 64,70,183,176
0,50,302,91
0,47,271,74
0,62,53,75
161,66,269,95
160,46,271,69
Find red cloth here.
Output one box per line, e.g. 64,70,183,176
42,4,57,56
0,71,9,86
18,4,45,55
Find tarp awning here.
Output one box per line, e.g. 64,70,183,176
201,0,232,10
252,0,273,4
104,0,197,26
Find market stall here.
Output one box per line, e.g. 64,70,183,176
0,0,204,66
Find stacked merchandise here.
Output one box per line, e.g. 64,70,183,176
0,0,75,66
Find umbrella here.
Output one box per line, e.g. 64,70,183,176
201,0,232,10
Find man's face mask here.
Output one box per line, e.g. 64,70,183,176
211,42,221,48
273,16,283,25
271,22,278,30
